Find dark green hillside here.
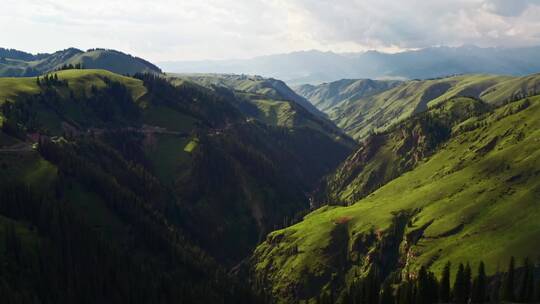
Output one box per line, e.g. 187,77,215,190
167,74,355,149
0,48,161,77
0,69,353,302
0,70,254,303
169,73,327,119
137,74,353,261
252,91,540,303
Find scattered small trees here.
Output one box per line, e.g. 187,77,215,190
36,73,68,87
56,63,84,71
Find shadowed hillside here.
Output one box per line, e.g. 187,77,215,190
0,69,354,302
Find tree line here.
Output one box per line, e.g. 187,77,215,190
55,63,84,71
36,74,68,87
315,257,540,304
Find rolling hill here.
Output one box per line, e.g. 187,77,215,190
0,48,162,77
251,82,540,303
301,74,540,140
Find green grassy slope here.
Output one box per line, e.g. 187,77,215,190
316,74,540,140
0,69,146,103
65,49,162,75
0,48,161,77
315,97,490,206
294,79,402,112
252,96,540,303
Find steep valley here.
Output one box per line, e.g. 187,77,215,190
0,68,352,302
252,93,540,303
1,49,540,304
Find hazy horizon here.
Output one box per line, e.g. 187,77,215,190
3,0,540,62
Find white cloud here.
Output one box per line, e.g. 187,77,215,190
1,0,540,61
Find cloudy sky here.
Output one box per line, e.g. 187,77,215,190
2,0,540,61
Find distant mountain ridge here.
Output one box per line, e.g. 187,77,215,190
297,73,540,140
160,45,540,85
294,79,402,112
0,47,162,77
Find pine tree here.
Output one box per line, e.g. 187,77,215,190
350,278,364,304
379,281,394,304
518,257,535,302
342,286,352,304
5,223,22,263
397,281,413,304
471,261,486,303
536,273,540,304
501,256,515,302
453,263,467,303
464,263,472,301
427,271,439,303
416,266,432,304
490,272,501,303
440,261,451,303
364,270,380,304
526,260,535,303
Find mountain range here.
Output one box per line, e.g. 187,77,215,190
160,45,540,85
1,47,540,304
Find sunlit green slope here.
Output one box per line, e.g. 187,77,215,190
315,97,490,206
313,74,540,140
0,69,145,103
253,95,540,303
